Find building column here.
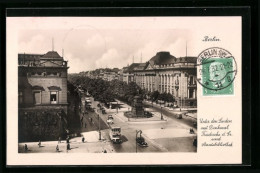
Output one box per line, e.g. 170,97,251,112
165,74,167,93
160,75,162,93
142,74,144,89
168,74,170,93
152,76,154,92
179,73,182,99
144,75,146,89
169,74,172,94
161,75,164,93
149,76,151,92
147,75,149,90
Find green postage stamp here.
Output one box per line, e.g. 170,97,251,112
197,47,237,96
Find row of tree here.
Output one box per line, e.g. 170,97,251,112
146,90,175,103
68,75,144,106
68,74,175,107
79,68,120,76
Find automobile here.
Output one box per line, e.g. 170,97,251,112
144,111,153,118
107,118,113,124
174,112,183,119
136,137,148,147
107,115,114,124
102,109,106,114
108,115,114,119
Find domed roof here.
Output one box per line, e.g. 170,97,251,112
149,52,176,66
42,51,63,59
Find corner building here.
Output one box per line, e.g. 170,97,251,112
18,51,69,142
124,51,197,107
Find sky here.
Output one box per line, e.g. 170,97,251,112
7,17,241,73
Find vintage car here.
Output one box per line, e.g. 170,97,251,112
102,110,106,114
108,115,114,119
136,137,148,147
107,115,114,124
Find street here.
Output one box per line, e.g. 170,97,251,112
18,95,197,153
89,96,197,153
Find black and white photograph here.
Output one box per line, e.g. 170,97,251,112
17,17,197,154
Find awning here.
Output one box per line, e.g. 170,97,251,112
32,85,45,91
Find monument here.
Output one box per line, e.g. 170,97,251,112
131,95,145,117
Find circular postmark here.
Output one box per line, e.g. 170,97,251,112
197,47,237,95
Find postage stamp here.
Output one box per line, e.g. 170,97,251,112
197,47,237,96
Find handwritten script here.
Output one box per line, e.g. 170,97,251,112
200,118,233,147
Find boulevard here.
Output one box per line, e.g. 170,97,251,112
19,94,197,153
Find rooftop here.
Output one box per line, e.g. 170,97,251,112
18,51,64,61
149,51,176,66
41,51,63,59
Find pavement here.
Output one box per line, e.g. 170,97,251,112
18,131,115,153
144,100,197,119
143,100,197,128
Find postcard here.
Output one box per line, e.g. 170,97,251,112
6,16,243,165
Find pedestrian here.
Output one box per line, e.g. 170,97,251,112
58,137,61,143
82,136,85,143
56,145,59,152
66,137,70,144
190,128,194,134
193,138,197,147
24,144,28,152
38,140,41,147
67,143,70,150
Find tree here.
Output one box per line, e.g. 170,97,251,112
151,91,159,101
68,73,144,106
166,93,175,103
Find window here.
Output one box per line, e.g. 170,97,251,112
189,89,194,98
190,76,194,85
175,76,179,85
50,91,58,104
33,91,41,104
18,91,23,104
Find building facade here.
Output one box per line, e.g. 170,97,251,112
103,71,119,81
18,51,69,142
123,51,197,107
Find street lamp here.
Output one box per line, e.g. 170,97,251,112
98,114,101,140
117,101,118,113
